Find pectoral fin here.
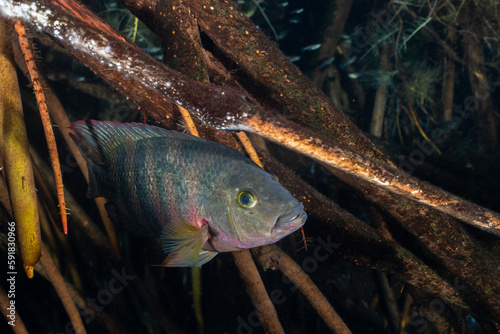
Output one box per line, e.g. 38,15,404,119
159,218,216,267
160,250,218,267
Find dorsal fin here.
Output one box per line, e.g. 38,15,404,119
70,120,205,166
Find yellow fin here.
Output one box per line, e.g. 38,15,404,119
160,218,212,267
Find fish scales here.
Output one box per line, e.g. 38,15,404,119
114,143,148,234
108,139,170,235
110,137,213,235
70,121,307,267
121,143,145,231
104,143,124,222
133,139,163,234
181,141,220,226
145,142,164,226
153,139,174,222
159,138,206,226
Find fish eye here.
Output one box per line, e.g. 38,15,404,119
238,190,257,208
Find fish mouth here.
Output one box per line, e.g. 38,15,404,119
272,204,307,235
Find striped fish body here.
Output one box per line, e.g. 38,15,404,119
70,121,306,267
79,125,225,237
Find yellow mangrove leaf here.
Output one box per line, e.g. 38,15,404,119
0,19,41,278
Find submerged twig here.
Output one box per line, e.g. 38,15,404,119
369,46,390,138
36,189,82,290
14,19,68,234
252,245,351,334
39,242,86,334
312,0,354,86
64,281,132,334
34,255,131,334
236,131,262,168
375,271,400,333
233,250,285,334
41,77,121,257
178,105,199,137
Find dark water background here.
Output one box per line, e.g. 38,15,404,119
1,0,499,333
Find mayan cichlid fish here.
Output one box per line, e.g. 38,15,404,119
70,120,307,267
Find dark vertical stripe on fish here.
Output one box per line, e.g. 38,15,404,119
134,139,159,235
145,139,163,229
153,139,168,225
109,145,125,220
118,143,140,232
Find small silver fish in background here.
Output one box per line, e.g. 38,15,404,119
301,43,322,52
348,72,362,79
70,121,307,267
339,55,357,70
289,8,304,14
288,55,301,62
318,56,335,69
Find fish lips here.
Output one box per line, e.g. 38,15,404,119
271,203,307,236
